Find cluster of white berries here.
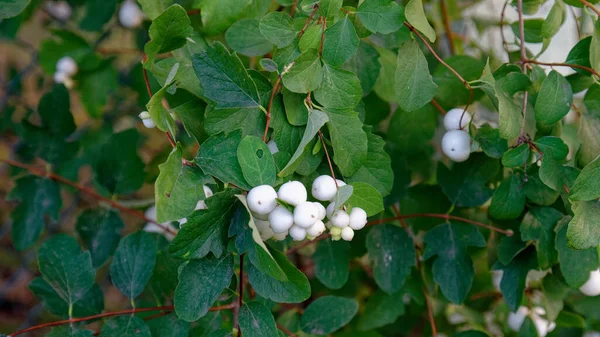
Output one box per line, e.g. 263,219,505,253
441,108,472,162
119,0,144,28
507,306,556,337
246,176,368,242
53,56,78,89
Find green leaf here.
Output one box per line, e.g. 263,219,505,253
8,176,61,250
313,240,350,289
29,277,103,318
343,41,381,95
259,12,298,48
541,0,565,38
566,200,600,249
237,135,277,187
510,19,545,43
313,64,362,109
299,25,323,52
534,70,573,125
99,316,150,337
534,136,569,160
367,224,415,294
373,47,397,102
489,174,526,220
197,0,252,36
144,5,193,65
96,129,145,195
388,104,437,154
438,153,500,207
46,326,94,337
80,0,117,31
493,247,538,312
279,109,328,177
433,56,484,108
110,231,157,299
569,155,600,201
146,64,179,136
565,37,593,75
318,0,343,20
346,182,384,216
323,108,368,176
520,207,562,269
300,296,358,334
356,0,404,34
205,105,265,139
405,0,436,42
193,42,261,109
542,273,568,321
346,128,394,197
169,190,238,259
231,195,286,280
423,223,486,303
357,290,405,331
76,209,123,268
578,85,600,166
79,62,118,118
394,40,437,112
495,75,524,139
239,302,279,337
247,248,310,303
137,0,173,20
282,88,309,126
524,166,560,206
322,16,359,67
260,58,278,72
38,234,95,315
556,218,600,288
502,144,530,167
591,20,600,76
196,130,252,190
282,50,323,93
147,314,190,337
0,0,30,19
174,254,234,322
226,19,273,57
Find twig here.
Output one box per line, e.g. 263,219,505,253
516,0,529,138
298,4,320,38
263,77,282,142
430,98,446,115
439,0,455,55
318,131,338,188
1,158,177,235
319,18,327,56
523,60,600,79
277,324,298,337
403,21,474,129
581,0,600,16
186,8,201,16
290,0,299,17
500,0,511,61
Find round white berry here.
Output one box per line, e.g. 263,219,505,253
442,130,471,162
254,219,271,231
307,220,325,237
259,225,274,241
252,211,269,221
444,108,472,130
341,227,354,241
329,226,342,236
507,306,529,332
313,202,326,220
56,56,78,76
45,1,72,21
278,181,307,206
293,202,319,228
289,225,307,241
119,0,144,28
580,268,600,296
272,231,288,241
349,207,367,230
247,185,278,215
331,210,350,228
267,139,279,154
312,175,337,201
203,185,213,198
53,71,67,84
268,205,294,233
142,118,156,129
326,202,336,219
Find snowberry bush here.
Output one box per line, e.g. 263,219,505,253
1,0,600,336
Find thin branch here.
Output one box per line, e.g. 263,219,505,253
263,76,282,142
319,18,327,56
286,232,330,255
186,8,201,16
277,324,298,337
298,4,320,38
500,0,511,61
318,131,338,187
1,158,177,236
439,0,455,55
523,59,600,79
9,304,235,337
516,0,529,138
290,0,299,17
430,99,446,115
581,0,600,16
403,21,474,129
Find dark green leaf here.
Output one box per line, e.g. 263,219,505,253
566,200,600,249
489,174,526,220
137,0,173,20
395,40,437,112
510,19,545,43
346,128,393,197
239,302,279,337
357,0,404,34
475,125,508,159
493,247,538,311
520,207,562,269
29,277,103,318
556,218,600,288
174,254,234,322
226,19,273,56
313,240,350,290
76,209,123,268
282,50,323,93
198,0,251,36
147,314,190,337
80,63,117,118
433,56,484,108
569,155,600,201
323,108,368,176
99,316,150,337
534,136,569,160
424,223,486,303
237,135,277,187
357,290,404,330
300,296,358,335
46,326,94,337
388,104,437,154
80,0,117,31
110,231,157,299
502,144,531,167
322,16,359,67
346,182,384,216
96,129,145,195
259,12,298,48
534,70,573,125
0,0,30,19
144,5,193,64
343,41,381,95
313,64,362,109
565,37,592,75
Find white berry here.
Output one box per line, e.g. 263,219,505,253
252,211,269,221
341,227,354,241
312,175,337,201
313,202,326,220
331,210,350,228
272,231,288,241
247,185,278,215
56,56,77,76
326,202,336,219
268,205,294,233
278,181,307,206
442,130,471,162
580,269,600,296
203,185,213,198
267,140,279,154
289,225,307,241
139,111,155,128
293,202,319,228
259,226,274,241
307,220,325,237
444,108,472,130
254,219,271,231
507,306,528,332
349,207,367,230
119,0,144,28
45,1,72,21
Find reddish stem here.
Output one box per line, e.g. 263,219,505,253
289,0,299,17
263,77,282,143
439,0,455,55
277,324,298,337
430,98,446,115
581,0,600,16
186,8,201,16
523,60,600,79
298,5,320,38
